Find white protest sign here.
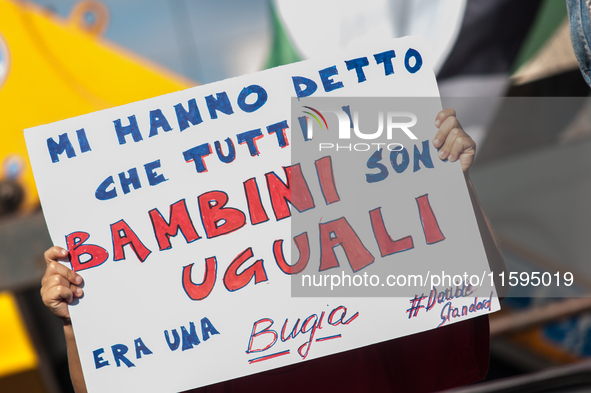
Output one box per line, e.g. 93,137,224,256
26,36,499,393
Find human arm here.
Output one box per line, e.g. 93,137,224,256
433,109,508,297
41,246,88,393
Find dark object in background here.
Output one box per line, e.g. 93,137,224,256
438,0,543,80
0,179,24,216
507,69,591,97
16,287,75,393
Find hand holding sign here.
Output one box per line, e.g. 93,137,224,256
41,246,83,323
433,108,476,172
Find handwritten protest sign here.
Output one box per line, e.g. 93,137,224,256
25,36,500,392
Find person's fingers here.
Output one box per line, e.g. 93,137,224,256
433,111,460,149
434,108,456,128
46,284,74,303
41,274,83,298
449,136,476,172
433,108,477,172
448,130,475,160
44,246,68,265
41,284,75,320
437,124,463,161
42,261,82,288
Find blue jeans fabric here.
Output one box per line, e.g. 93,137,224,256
568,0,591,86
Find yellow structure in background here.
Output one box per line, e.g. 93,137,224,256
0,0,194,212
0,292,37,378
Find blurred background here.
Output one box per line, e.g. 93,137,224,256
2,0,591,392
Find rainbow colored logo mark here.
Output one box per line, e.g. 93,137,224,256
302,106,328,130
300,106,330,140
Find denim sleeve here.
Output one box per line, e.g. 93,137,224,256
567,0,591,86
